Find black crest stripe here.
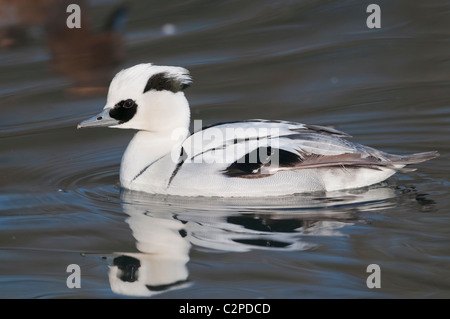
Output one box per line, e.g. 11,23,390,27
143,72,190,93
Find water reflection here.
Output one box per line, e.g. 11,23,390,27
107,185,397,297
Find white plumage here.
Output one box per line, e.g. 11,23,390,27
78,63,438,197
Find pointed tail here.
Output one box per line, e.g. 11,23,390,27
389,151,439,165
385,151,439,172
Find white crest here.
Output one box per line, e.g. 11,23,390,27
104,63,192,132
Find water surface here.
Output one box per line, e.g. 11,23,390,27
0,0,449,298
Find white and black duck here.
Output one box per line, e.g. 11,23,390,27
78,63,438,197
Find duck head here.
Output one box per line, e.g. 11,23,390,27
78,63,192,133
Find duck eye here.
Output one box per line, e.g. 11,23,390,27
123,99,135,109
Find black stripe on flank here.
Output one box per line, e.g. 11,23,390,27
275,149,303,167
167,147,187,187
109,99,137,124
143,72,190,93
223,148,302,178
223,146,272,178
132,154,166,182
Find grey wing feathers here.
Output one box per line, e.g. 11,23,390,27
182,120,439,178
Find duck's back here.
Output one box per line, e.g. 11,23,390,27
163,120,437,197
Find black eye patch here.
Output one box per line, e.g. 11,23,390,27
109,99,138,124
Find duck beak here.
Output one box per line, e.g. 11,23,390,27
77,108,120,129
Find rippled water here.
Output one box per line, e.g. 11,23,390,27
1,0,449,298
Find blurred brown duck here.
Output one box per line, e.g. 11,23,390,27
0,0,55,48
45,0,129,95
0,0,128,95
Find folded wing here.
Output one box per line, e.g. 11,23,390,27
180,120,438,179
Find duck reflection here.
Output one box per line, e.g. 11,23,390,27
107,185,398,297
108,193,191,297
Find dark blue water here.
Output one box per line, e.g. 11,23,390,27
0,0,449,298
